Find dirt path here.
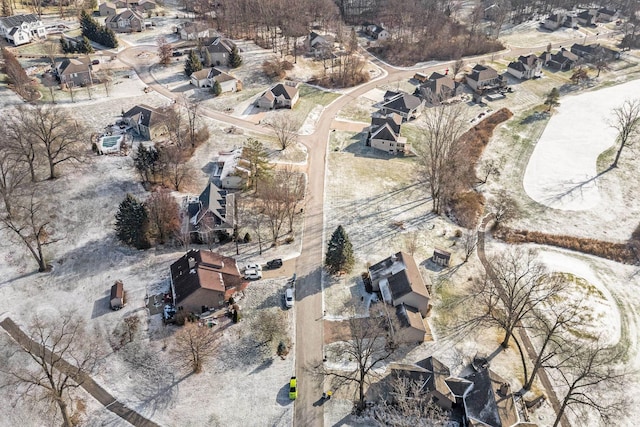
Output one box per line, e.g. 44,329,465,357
477,216,569,427
0,317,161,427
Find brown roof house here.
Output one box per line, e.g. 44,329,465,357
170,249,248,314
466,64,506,93
110,280,124,310
379,90,422,121
506,54,542,80
368,252,431,343
201,36,235,66
122,104,168,140
179,21,213,41
99,1,118,16
255,82,300,109
389,356,457,410
55,56,93,87
190,67,241,93
365,113,409,155
540,48,579,70
417,71,463,105
105,9,144,33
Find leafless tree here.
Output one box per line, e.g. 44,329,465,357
146,188,181,244
266,113,301,151
461,229,478,262
253,309,287,350
67,81,76,103
0,313,101,427
403,231,419,256
160,146,192,191
0,132,29,215
5,115,39,182
43,74,58,104
322,316,397,412
452,58,464,77
609,99,640,168
415,104,468,214
474,247,560,348
157,35,173,66
172,321,219,373
43,41,59,66
18,105,86,180
84,78,93,100
99,70,113,97
257,168,304,243
278,166,306,234
182,96,200,147
492,189,517,224
246,205,267,255
165,106,187,149
478,158,502,184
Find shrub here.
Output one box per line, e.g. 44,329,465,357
262,60,288,79
243,232,251,243
450,191,485,229
277,341,289,357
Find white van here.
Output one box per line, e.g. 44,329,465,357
285,288,294,308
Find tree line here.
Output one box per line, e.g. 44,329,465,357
80,10,118,49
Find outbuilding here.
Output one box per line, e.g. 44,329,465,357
110,280,124,310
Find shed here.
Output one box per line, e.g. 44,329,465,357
432,248,451,267
110,280,124,310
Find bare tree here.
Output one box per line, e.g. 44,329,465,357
461,229,478,262
165,106,187,149
172,321,219,373
609,99,640,168
322,316,397,412
478,158,502,184
146,188,180,244
99,70,113,97
452,58,464,77
277,166,306,234
43,74,58,104
160,146,192,191
266,113,301,151
182,96,200,147
403,231,419,256
257,175,289,244
492,189,517,224
157,35,173,66
0,313,100,427
43,41,59,67
5,115,39,182
415,104,468,214
253,309,287,350
0,132,29,215
475,247,560,348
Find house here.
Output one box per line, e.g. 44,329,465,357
543,13,565,30
389,357,457,410
179,21,212,40
99,1,118,16
308,31,334,58
122,104,168,140
55,57,93,87
201,36,235,66
506,54,542,80
0,14,46,46
460,368,521,427
540,48,579,70
466,64,506,93
432,248,451,267
255,82,300,109
211,147,250,190
105,9,144,33
597,7,618,22
369,252,431,317
169,249,248,314
570,43,621,61
366,114,409,155
137,0,157,11
110,280,124,310
380,91,422,121
577,9,597,26
187,182,235,238
417,72,462,105
365,24,390,40
190,67,241,93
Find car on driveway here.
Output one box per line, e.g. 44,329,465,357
244,269,262,280
285,288,294,308
266,258,283,269
245,263,262,271
289,377,297,400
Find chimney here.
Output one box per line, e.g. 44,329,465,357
188,257,196,269
499,383,509,396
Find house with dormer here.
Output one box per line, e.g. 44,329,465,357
187,182,235,238
540,48,579,70
506,54,542,80
122,104,168,140
365,113,409,155
55,57,94,87
379,91,422,121
417,72,463,105
190,67,242,93
0,14,46,46
201,36,235,66
466,64,506,93
255,82,300,109
105,9,144,32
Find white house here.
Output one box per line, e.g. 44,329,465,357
211,147,250,190
189,67,241,93
0,14,46,46
506,54,542,80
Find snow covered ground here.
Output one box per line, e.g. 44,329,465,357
523,79,640,211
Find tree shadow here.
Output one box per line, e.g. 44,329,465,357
250,357,274,374
542,166,614,206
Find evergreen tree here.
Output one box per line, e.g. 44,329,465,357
78,36,94,53
60,37,72,53
102,27,118,49
184,49,202,76
544,87,560,112
228,46,242,68
115,193,150,249
243,137,272,191
133,144,160,184
211,80,222,96
203,49,212,67
325,225,355,274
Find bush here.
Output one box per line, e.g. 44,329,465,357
262,60,292,79
277,341,289,357
450,191,485,229
243,232,251,243
285,236,294,244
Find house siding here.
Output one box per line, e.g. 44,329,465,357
395,293,429,317
179,288,226,314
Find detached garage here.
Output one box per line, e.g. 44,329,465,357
110,280,124,310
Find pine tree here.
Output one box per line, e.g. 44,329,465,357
243,137,272,191
544,87,560,112
115,193,150,249
203,49,212,67
325,225,355,274
184,49,203,76
228,46,242,68
78,36,94,53
211,80,222,96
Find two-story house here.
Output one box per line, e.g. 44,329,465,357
122,104,168,140
0,14,46,46
417,72,462,105
465,64,506,92
506,54,542,80
55,57,93,87
105,9,144,33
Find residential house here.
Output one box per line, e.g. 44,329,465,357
417,72,462,105
460,368,521,427
187,182,235,240
137,0,157,11
169,249,248,314
365,24,390,40
389,357,457,410
308,31,334,58
597,7,618,22
380,91,422,121
0,14,46,46
105,9,144,33
366,113,409,155
55,57,94,87
255,82,300,109
369,252,431,317
465,64,506,92
99,1,118,16
577,9,597,26
543,13,565,30
540,48,579,70
202,36,235,66
570,43,621,62
179,21,212,41
122,104,168,140
190,67,241,93
114,0,156,11
210,147,250,190
110,280,124,310
506,54,542,80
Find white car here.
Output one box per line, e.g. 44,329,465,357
245,263,262,271
244,269,262,280
285,288,294,308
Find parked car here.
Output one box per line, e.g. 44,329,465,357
289,377,298,400
172,51,184,57
267,258,283,269
244,269,262,280
245,263,262,271
285,288,294,308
